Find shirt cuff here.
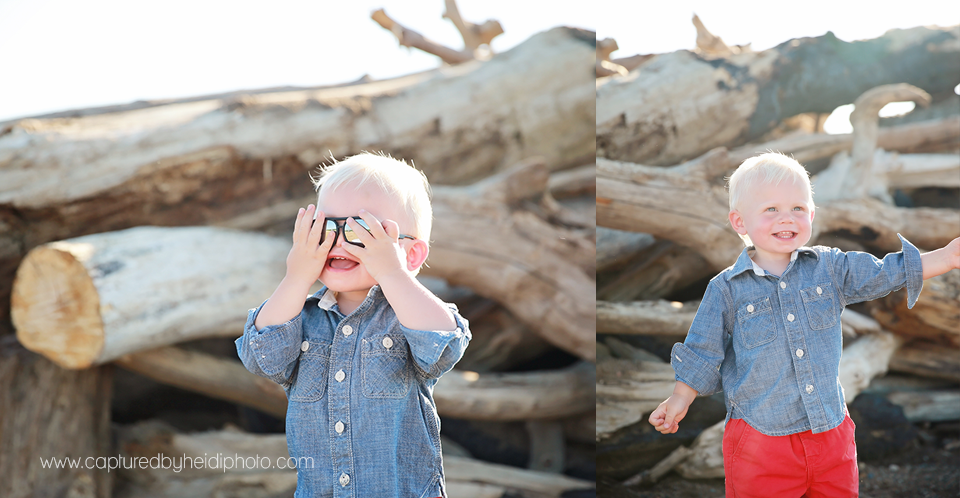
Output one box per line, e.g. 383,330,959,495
671,343,721,396
242,301,303,376
898,234,924,309
399,308,470,368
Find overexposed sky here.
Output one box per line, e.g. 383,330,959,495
2,1,957,123
0,0,597,121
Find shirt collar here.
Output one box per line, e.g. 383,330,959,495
725,246,818,280
308,285,382,311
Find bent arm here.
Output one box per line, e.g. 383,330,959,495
921,237,960,280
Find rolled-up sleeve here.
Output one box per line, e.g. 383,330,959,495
401,304,471,379
828,233,924,309
671,280,730,396
234,300,304,386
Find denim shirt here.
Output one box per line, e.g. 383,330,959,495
672,234,923,436
235,285,471,498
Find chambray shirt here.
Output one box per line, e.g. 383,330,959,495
235,285,470,498
672,234,923,436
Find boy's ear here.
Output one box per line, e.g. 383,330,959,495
405,239,430,271
729,210,747,235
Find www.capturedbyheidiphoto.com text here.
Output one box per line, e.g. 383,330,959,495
39,453,313,473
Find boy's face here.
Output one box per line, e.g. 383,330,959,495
729,178,815,260
316,180,415,293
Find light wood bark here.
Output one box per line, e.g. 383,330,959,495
868,269,960,347
12,227,288,369
371,9,474,64
886,390,960,422
113,345,594,421
598,240,713,302
596,228,655,272
442,0,503,53
889,340,960,382
525,421,565,473
0,26,595,335
597,150,960,271
434,361,596,421
674,420,725,479
0,336,113,498
12,160,596,364
596,359,675,439
597,25,960,165
426,160,597,361
597,300,697,336
838,331,905,403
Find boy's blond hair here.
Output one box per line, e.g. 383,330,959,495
727,152,814,245
313,152,433,243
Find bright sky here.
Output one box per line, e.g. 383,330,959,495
2,1,957,127
0,0,598,122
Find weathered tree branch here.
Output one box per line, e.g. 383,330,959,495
371,8,473,64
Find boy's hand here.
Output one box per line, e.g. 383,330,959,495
340,210,409,282
286,205,335,286
921,236,960,280
649,382,697,434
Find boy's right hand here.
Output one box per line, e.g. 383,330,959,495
648,382,697,434
285,205,335,286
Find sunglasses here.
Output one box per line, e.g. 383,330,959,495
317,217,416,247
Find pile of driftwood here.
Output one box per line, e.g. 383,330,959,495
596,18,960,484
0,6,597,497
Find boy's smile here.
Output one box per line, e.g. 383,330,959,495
729,179,815,269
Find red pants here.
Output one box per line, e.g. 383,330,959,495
723,414,858,498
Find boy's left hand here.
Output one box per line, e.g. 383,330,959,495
340,210,409,282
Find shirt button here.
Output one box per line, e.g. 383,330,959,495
787,313,795,322
335,369,345,382
342,325,353,336
339,473,350,487
335,421,344,434
796,349,804,358
806,384,814,394
382,337,394,349
301,341,309,352
747,304,755,313
780,282,787,289
817,286,823,295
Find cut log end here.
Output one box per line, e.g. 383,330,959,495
12,243,104,369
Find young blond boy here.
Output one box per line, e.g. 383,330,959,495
649,152,960,497
236,153,470,498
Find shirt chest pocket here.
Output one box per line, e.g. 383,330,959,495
735,296,776,349
289,341,331,402
361,333,411,399
800,283,838,330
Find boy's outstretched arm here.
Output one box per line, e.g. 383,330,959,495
649,381,698,434
921,237,960,280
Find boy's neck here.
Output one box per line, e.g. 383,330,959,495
749,248,792,277
335,288,374,315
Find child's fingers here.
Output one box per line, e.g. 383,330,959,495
306,210,326,247
356,209,389,239
299,205,316,245
340,240,364,259
346,216,375,244
292,207,306,243
380,219,401,240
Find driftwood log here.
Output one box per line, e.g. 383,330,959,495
597,24,960,165
113,421,594,498
0,26,595,337
112,345,594,422
0,336,113,498
12,159,596,365
597,147,960,271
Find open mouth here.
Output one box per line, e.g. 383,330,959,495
774,231,797,240
327,256,359,270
